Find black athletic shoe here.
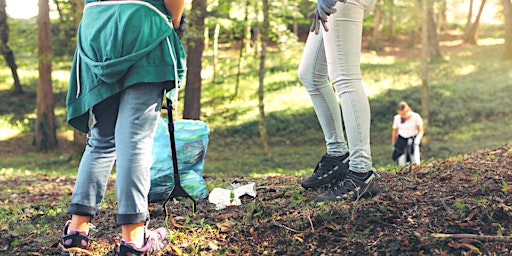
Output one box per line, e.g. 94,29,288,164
58,220,94,255
315,170,380,202
301,153,349,189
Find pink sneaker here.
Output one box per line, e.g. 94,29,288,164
58,220,94,255
117,227,169,256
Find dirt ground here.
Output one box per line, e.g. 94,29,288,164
1,140,511,255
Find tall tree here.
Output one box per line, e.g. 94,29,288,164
73,0,86,145
183,0,206,120
0,0,22,94
35,0,57,151
502,0,512,60
464,0,487,44
427,7,442,61
421,0,429,137
387,0,396,42
369,0,383,51
257,0,270,159
232,0,250,100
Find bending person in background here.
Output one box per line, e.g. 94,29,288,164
58,0,186,255
392,101,424,167
298,0,379,202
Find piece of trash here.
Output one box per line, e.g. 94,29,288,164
208,182,256,210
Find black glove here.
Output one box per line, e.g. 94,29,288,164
174,13,187,39
308,9,328,35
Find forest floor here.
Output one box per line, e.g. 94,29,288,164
0,137,511,255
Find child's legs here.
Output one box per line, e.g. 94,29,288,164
115,82,165,225
68,94,119,217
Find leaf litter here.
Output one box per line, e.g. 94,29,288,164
0,141,511,255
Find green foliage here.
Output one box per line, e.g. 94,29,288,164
1,10,511,177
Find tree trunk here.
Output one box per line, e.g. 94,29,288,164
232,0,250,100
421,0,429,137
464,0,487,44
212,23,219,83
428,8,443,61
35,0,57,151
73,0,87,145
258,0,271,159
502,0,512,60
0,0,22,94
183,0,206,120
369,0,383,51
438,0,448,31
465,0,474,37
387,0,396,42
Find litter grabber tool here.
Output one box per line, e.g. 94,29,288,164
162,94,197,221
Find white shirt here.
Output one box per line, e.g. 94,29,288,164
393,112,423,138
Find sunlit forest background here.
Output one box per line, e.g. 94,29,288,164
0,0,511,175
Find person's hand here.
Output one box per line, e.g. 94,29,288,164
308,9,328,35
317,0,337,19
413,137,421,145
174,13,187,39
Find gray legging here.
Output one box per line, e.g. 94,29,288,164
298,0,376,173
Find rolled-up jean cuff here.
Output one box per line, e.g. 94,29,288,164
117,212,149,225
68,203,99,218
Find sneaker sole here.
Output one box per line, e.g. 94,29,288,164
59,244,94,256
301,171,347,189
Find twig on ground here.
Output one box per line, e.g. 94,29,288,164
272,219,300,233
306,208,315,233
431,233,512,242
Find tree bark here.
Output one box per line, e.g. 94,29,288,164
232,0,250,100
464,0,487,44
73,0,87,145
183,0,206,120
0,0,22,94
387,0,396,42
35,0,57,151
428,8,442,61
212,23,219,83
421,0,429,137
258,0,271,159
502,0,512,60
464,0,474,37
369,0,383,51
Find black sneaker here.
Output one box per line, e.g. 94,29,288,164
58,220,94,255
117,227,169,255
315,170,380,202
301,153,349,189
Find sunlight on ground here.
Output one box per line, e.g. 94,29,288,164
0,120,20,141
440,39,464,47
361,52,396,64
478,38,504,46
59,130,75,141
455,64,476,76
266,86,310,112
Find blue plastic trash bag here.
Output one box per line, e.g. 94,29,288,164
149,118,210,202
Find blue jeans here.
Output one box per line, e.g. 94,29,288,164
68,82,165,225
298,0,376,172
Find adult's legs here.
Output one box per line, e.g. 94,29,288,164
298,26,349,157
412,144,421,165
323,0,375,172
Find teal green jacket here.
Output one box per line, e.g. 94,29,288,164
66,0,186,133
